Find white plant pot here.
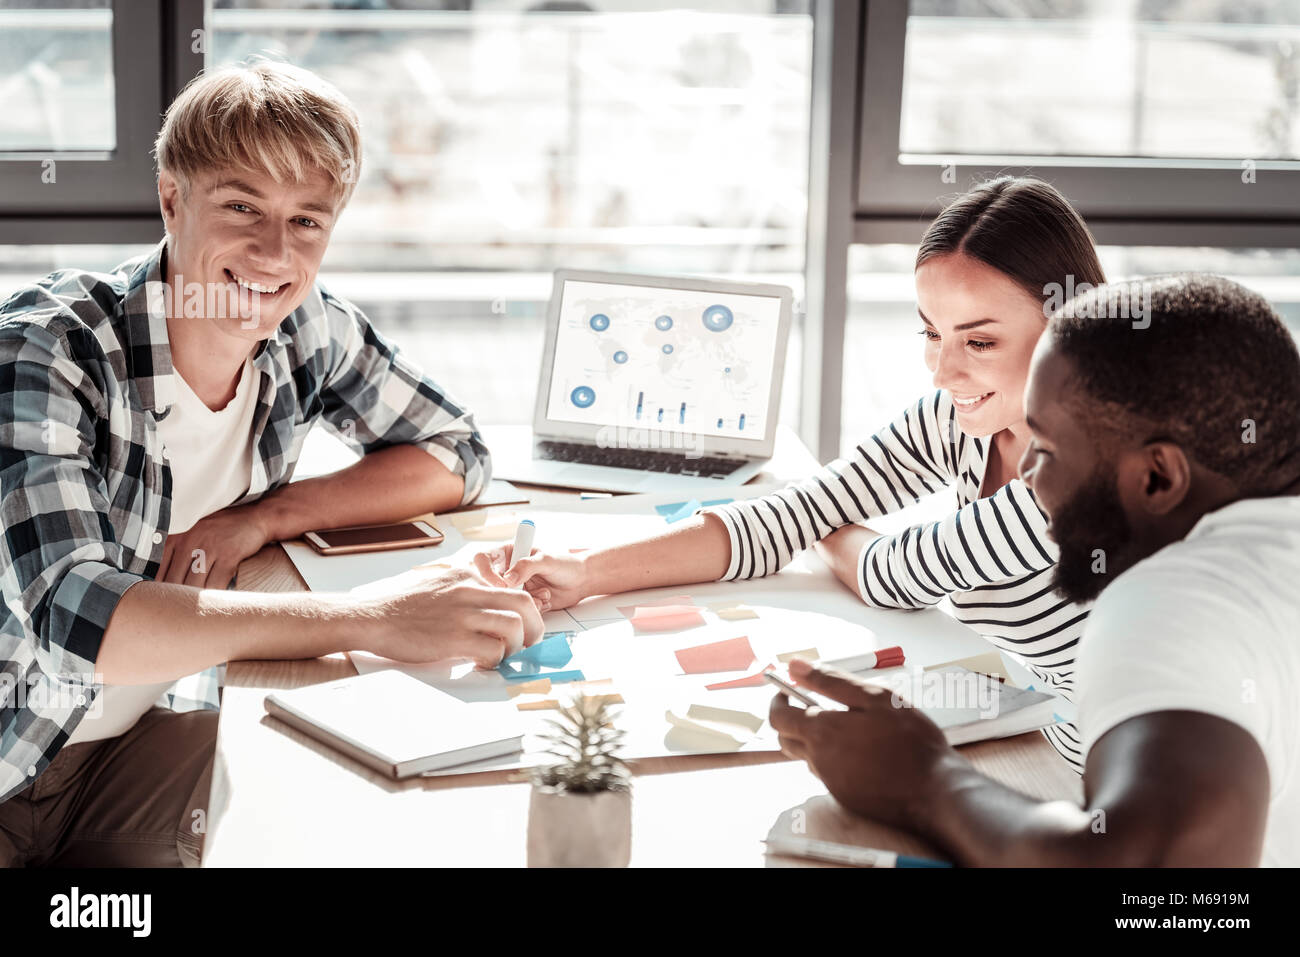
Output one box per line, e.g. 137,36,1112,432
527,784,632,868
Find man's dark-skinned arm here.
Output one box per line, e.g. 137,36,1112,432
770,658,1271,867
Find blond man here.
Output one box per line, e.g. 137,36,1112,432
0,60,541,867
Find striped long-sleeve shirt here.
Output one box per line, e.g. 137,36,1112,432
704,390,1089,771
0,239,489,804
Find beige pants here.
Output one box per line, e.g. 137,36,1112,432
0,706,218,867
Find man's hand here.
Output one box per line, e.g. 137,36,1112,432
158,503,272,588
358,564,544,668
475,546,590,612
769,657,957,831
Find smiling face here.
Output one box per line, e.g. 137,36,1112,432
1019,342,1139,604
914,252,1047,438
158,165,339,343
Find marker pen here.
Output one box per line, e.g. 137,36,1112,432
763,836,950,868
507,519,535,572
821,645,905,673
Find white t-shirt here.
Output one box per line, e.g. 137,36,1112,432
1079,495,1300,867
69,356,260,745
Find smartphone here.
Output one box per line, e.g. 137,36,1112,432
303,521,444,556
762,670,822,708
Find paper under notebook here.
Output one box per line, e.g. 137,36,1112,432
895,665,1060,746
263,670,525,779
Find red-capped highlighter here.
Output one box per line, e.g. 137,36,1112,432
822,646,906,672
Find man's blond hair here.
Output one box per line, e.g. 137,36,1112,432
154,57,362,207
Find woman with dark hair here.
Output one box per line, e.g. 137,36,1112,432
483,176,1106,771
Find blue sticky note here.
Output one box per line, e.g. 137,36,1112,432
500,668,586,684
663,499,703,524
656,498,731,521
499,632,573,671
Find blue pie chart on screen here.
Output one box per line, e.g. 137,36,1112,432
654,315,674,331
570,386,596,408
613,350,628,364
589,313,610,331
702,304,733,332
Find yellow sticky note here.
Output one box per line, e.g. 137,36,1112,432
665,709,750,747
715,605,759,621
927,650,1011,682
686,703,764,734
777,648,819,664
459,522,520,542
447,510,517,531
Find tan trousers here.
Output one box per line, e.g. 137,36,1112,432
0,706,218,867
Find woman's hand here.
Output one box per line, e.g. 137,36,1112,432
474,546,591,612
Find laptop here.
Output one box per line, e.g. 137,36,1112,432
489,269,793,494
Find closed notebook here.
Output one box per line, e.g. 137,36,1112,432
264,670,525,779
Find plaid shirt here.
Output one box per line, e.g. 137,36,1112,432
0,239,489,803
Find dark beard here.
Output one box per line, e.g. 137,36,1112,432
1049,467,1140,605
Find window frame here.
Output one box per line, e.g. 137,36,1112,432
854,1,1300,249
0,0,203,243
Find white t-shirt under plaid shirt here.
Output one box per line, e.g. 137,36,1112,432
0,239,490,802
702,390,1090,770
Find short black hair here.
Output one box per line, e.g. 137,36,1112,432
1048,273,1300,495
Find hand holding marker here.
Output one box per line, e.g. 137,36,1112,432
508,519,535,572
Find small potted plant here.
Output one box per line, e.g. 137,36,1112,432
527,694,632,867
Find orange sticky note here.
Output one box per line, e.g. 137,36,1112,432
630,605,706,633
674,636,756,674
706,663,776,691
516,698,561,712
617,594,696,620
506,678,551,698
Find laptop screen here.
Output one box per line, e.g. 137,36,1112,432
544,278,784,441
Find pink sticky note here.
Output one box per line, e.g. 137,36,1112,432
675,636,756,674
706,664,776,691
617,594,696,621
630,605,706,633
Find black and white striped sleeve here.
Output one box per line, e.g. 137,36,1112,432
702,392,958,581
857,478,1058,608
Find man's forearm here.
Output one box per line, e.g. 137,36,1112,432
253,444,467,543
913,753,1099,866
95,579,374,684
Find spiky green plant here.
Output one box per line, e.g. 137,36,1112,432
533,694,630,794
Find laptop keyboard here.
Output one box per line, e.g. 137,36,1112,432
536,441,746,479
